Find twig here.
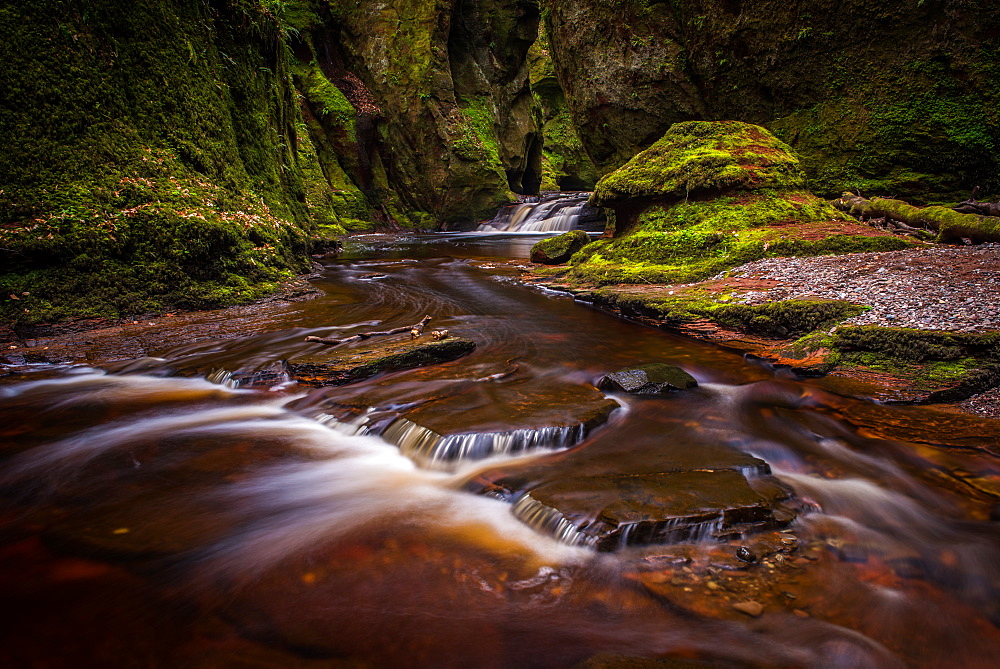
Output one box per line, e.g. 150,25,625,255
305,315,432,347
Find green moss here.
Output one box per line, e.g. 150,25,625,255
531,230,591,264
593,288,864,338
0,0,324,326
567,192,911,286
592,121,805,206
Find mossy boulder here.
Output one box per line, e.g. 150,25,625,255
530,230,591,264
591,121,804,208
562,122,913,287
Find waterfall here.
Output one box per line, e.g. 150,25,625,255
382,417,586,467
477,192,600,233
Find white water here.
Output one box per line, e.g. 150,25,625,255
477,193,589,233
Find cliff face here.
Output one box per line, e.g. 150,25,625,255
0,0,315,323
316,0,543,224
544,0,1000,201
0,0,548,324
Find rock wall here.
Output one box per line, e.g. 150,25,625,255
0,0,316,324
0,0,550,324
544,0,1000,201
319,0,544,225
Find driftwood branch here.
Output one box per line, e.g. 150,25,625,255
832,192,1000,244
954,187,1000,217
305,315,432,347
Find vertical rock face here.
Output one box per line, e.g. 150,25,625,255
0,0,315,324
544,0,1000,201
323,0,544,224
0,0,550,324
528,31,599,190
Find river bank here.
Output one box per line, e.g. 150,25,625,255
527,238,1000,415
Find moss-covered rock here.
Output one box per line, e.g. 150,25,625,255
591,121,804,207
528,31,599,190
530,230,591,264
322,0,544,223
779,326,1000,402
563,122,913,287
597,363,697,393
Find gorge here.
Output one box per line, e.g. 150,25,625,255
2,1,1000,667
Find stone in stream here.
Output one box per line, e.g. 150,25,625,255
530,230,591,264
512,469,793,551
288,336,475,386
598,363,697,394
379,384,619,466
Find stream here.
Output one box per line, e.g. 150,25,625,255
2,232,1000,667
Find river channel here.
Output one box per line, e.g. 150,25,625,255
2,233,1000,667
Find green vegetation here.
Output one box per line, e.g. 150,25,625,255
0,0,320,326
530,230,591,264
592,121,805,206
565,192,911,286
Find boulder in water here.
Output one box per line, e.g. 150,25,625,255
598,363,697,394
289,337,475,386
530,230,591,264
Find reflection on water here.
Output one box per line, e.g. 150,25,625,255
2,233,1000,667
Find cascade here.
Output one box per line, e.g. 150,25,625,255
477,192,602,233
382,417,586,467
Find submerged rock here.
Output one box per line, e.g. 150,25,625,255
530,230,591,264
289,337,475,387
598,363,697,394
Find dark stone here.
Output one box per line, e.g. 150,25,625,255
289,337,476,387
736,546,757,563
597,363,697,394
522,469,793,551
530,230,591,264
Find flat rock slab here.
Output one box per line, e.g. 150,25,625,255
289,336,476,386
518,470,792,551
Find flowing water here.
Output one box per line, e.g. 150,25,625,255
2,232,1000,667
476,193,602,233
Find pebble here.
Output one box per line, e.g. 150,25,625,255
732,601,764,617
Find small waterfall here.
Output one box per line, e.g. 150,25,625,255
512,494,598,548
383,417,585,466
477,192,597,233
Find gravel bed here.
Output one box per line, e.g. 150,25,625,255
724,244,1000,333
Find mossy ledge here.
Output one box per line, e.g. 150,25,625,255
565,122,913,287
0,0,319,327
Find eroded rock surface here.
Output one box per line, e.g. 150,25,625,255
289,337,476,386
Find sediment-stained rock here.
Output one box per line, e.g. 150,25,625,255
289,337,476,386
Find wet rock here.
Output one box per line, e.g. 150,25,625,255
530,230,591,265
288,337,475,387
732,601,764,617
736,546,757,563
383,384,619,467
598,363,697,394
516,469,793,551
